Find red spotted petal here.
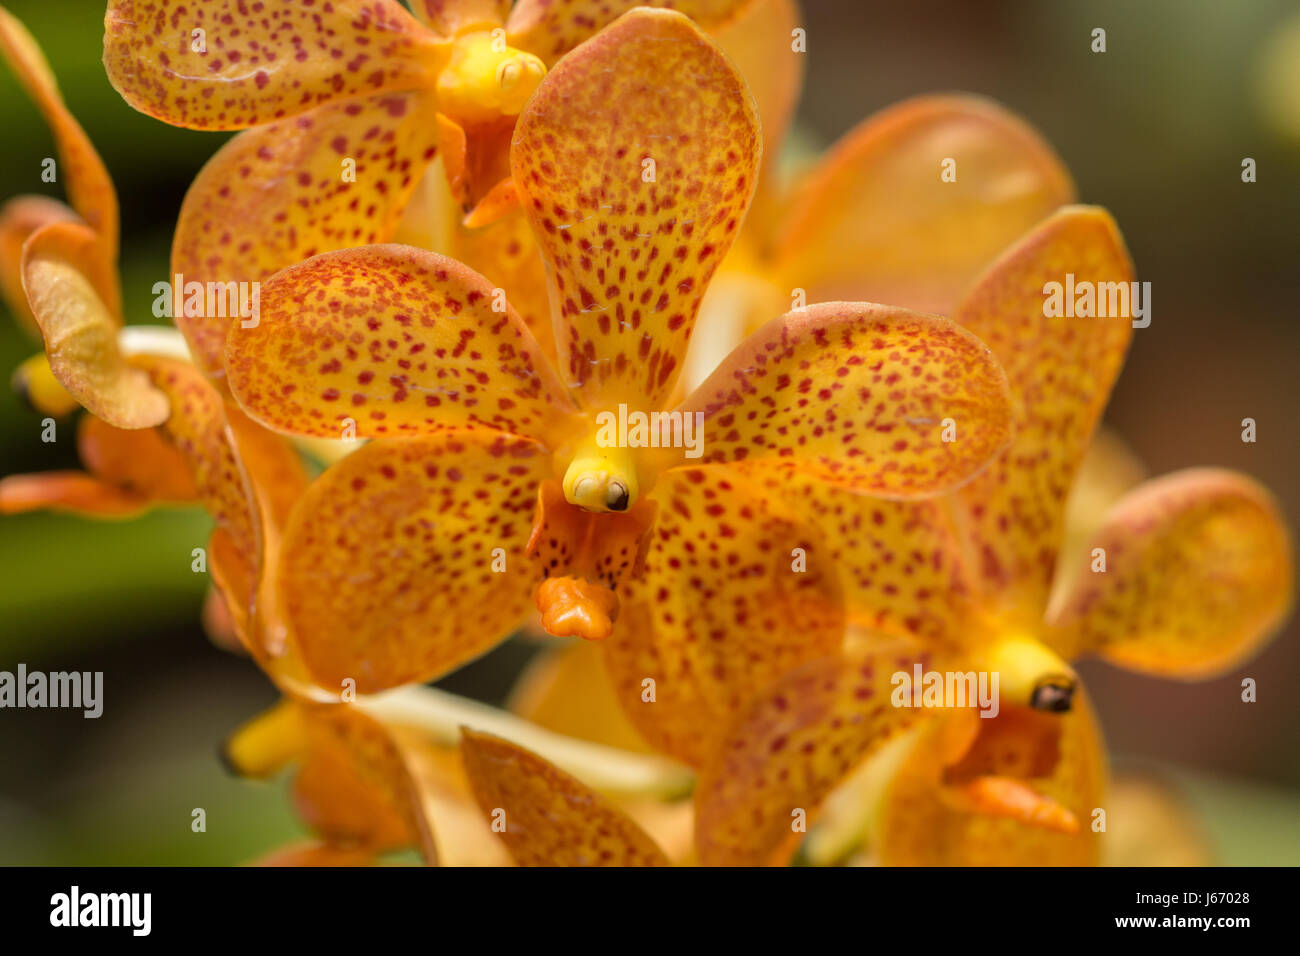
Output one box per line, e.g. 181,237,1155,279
225,245,574,441
171,92,441,371
676,302,1013,497
511,8,761,408
103,0,442,130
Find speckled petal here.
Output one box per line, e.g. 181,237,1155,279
877,695,1106,866
225,245,574,442
950,206,1135,612
1,8,119,271
22,222,168,429
172,92,441,371
604,466,845,767
278,430,548,692
676,302,1013,497
507,0,756,65
0,196,77,336
103,0,442,130
459,728,669,866
757,470,977,645
694,641,931,867
511,8,761,407
1045,469,1294,678
771,94,1074,318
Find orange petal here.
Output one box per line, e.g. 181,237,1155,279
171,92,441,372
676,302,1013,497
102,0,442,130
459,728,669,866
22,222,167,429
225,245,573,441
0,8,119,271
0,196,77,336
506,0,756,65
694,641,931,866
604,466,845,767
77,413,199,503
951,206,1135,612
0,471,146,517
877,693,1106,865
411,0,509,36
770,94,1075,318
278,430,549,693
293,702,434,859
1045,469,1294,678
511,8,761,408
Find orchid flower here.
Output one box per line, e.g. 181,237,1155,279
225,682,695,865
691,207,1295,865
101,0,766,372
219,10,1015,773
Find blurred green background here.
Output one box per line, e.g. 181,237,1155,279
1,0,1298,864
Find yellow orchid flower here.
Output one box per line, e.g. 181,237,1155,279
100,0,765,372
691,206,1295,866
218,10,1016,773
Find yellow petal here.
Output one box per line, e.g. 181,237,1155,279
459,729,669,866
22,222,168,428
103,0,443,130
676,302,1013,497
225,245,573,441
770,94,1075,318
511,8,761,408
410,0,509,36
278,431,549,692
506,0,757,65
1046,468,1294,678
171,92,441,371
951,206,1135,614
604,466,845,767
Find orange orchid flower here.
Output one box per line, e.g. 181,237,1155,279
225,682,694,866
101,0,765,372
691,206,1295,866
219,11,1016,775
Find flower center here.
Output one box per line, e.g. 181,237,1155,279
436,31,546,126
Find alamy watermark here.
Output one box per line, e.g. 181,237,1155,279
0,664,102,718
1043,273,1151,328
153,273,260,328
891,663,1000,718
595,404,704,458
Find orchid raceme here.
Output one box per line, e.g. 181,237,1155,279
692,206,1295,866
101,0,765,372
220,12,1015,775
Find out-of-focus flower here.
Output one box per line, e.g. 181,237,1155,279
692,206,1294,866
220,11,1015,771
225,683,694,866
101,0,764,371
